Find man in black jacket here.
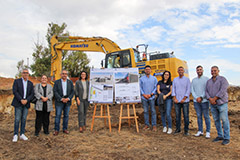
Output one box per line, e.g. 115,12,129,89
53,70,74,135
11,69,34,142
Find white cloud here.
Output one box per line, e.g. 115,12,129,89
212,20,240,43
0,0,240,86
196,40,226,45
0,57,18,78
141,26,166,42
223,44,240,48
86,52,105,68
188,56,240,85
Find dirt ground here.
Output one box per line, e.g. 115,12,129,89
0,101,239,160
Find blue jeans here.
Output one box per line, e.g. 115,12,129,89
194,102,211,133
14,106,29,135
54,104,70,131
142,98,156,126
159,99,173,128
174,103,189,132
211,103,230,140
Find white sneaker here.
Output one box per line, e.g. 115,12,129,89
167,128,172,134
206,132,210,139
194,131,203,137
20,134,28,141
12,135,18,142
163,127,167,133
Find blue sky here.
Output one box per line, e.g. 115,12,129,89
0,0,240,85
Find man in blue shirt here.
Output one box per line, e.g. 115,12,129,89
206,66,230,145
172,66,191,135
191,65,210,138
140,65,158,131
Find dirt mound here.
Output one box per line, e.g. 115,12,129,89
0,77,15,90
228,86,240,101
0,76,41,90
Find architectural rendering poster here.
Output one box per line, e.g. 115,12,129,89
89,68,114,103
114,68,141,103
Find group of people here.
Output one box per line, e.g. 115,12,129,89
11,65,230,146
11,69,89,142
140,65,230,145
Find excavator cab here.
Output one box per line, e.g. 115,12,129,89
105,49,132,68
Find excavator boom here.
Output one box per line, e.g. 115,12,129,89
50,35,121,80
53,35,121,53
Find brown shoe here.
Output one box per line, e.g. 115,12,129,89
143,125,150,130
53,131,59,136
79,127,83,133
63,130,69,134
83,126,86,131
152,126,157,132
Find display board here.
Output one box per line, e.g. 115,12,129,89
114,68,141,103
89,68,114,103
88,68,141,104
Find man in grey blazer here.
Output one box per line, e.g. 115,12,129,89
53,70,74,135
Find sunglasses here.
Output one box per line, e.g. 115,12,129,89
22,72,29,74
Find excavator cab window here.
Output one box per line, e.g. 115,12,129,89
134,49,141,63
122,52,131,67
106,53,119,68
114,55,121,68
105,50,132,68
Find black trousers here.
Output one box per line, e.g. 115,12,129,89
35,110,50,134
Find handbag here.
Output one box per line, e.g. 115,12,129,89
30,84,40,104
31,96,37,104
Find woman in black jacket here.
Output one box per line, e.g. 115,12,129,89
75,71,89,133
157,71,173,134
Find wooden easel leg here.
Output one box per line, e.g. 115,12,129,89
127,104,131,127
91,104,97,132
118,104,123,133
103,105,107,127
100,104,103,116
133,104,139,133
107,104,111,132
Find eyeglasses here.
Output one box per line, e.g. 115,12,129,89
22,72,29,74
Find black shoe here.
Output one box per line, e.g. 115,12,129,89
184,131,190,136
212,137,224,142
44,131,49,135
174,130,181,135
222,139,230,145
35,132,39,137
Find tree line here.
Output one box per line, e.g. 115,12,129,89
16,22,90,78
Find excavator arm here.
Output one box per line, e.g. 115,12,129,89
50,35,121,80
50,34,188,83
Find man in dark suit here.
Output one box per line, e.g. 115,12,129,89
11,69,34,142
53,70,74,135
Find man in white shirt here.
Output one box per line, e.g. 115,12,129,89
191,65,210,138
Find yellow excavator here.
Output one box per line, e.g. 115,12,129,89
50,35,188,81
